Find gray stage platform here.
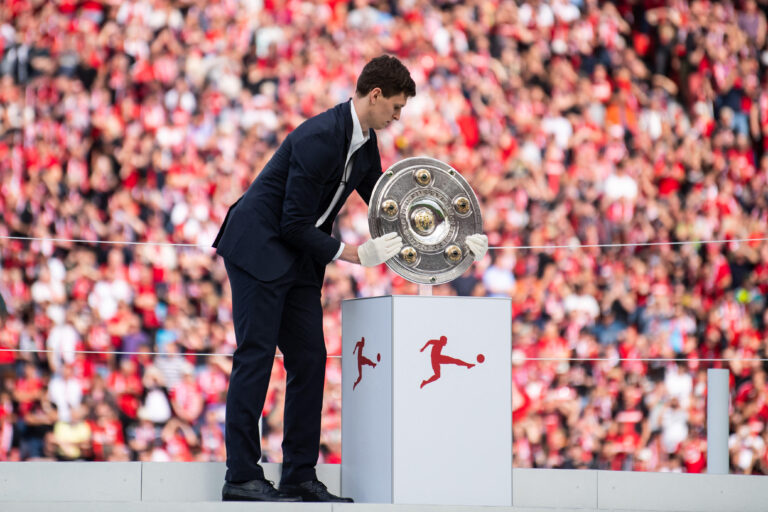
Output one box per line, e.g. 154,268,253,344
2,462,767,512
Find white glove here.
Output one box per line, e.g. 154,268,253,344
465,233,488,262
358,232,403,267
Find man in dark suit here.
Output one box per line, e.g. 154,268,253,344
214,55,416,502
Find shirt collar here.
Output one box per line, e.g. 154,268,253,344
349,99,370,151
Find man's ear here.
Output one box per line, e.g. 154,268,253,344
370,87,382,104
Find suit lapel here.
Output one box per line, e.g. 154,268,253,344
314,101,353,225
324,101,353,192
347,139,371,190
342,100,353,159
317,100,377,226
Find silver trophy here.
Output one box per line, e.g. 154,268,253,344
368,157,483,285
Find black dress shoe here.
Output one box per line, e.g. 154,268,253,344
279,479,354,502
222,479,302,502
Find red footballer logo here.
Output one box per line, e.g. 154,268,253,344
420,335,484,389
352,337,380,390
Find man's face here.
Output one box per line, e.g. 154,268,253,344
369,89,408,130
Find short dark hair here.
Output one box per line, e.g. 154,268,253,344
355,55,416,99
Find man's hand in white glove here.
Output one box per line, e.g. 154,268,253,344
357,232,403,267
465,233,489,262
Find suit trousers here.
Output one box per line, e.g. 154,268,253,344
223,255,326,485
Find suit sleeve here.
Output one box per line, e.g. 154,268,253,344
279,134,342,264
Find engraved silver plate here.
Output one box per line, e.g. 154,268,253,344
368,156,483,284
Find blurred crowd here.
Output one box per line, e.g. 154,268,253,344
2,0,768,474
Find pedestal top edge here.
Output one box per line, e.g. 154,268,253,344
342,295,511,303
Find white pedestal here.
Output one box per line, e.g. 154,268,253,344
341,295,511,506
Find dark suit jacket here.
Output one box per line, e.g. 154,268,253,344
213,100,382,281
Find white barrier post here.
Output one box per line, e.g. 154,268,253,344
707,368,730,474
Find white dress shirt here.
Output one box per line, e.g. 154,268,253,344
315,100,369,259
